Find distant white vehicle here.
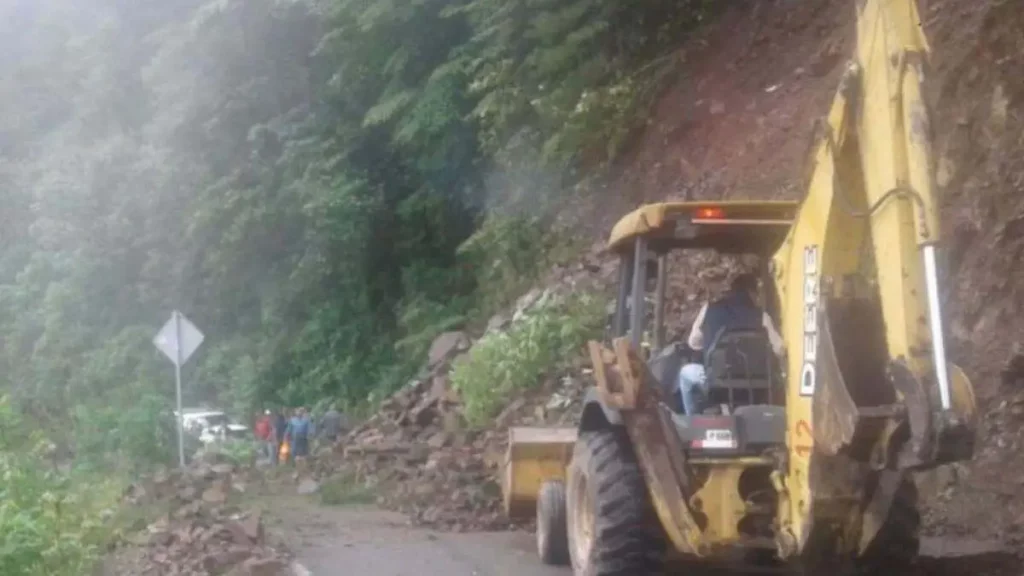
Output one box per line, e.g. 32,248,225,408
175,409,250,445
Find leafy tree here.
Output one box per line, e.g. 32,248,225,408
0,0,715,467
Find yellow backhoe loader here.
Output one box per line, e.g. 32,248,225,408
501,0,978,573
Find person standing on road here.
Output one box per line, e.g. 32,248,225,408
285,407,312,464
254,410,273,460
271,407,288,465
318,404,346,445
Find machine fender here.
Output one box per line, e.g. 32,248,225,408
579,387,623,432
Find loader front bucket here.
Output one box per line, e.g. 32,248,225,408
502,426,577,520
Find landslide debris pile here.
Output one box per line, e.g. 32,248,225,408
316,243,762,531
333,333,589,531
922,352,1024,551
319,248,619,531
116,453,295,576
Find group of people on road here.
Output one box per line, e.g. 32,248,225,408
253,404,348,465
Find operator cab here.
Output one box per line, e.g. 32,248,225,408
607,201,798,457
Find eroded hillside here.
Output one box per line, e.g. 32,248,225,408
607,0,1024,549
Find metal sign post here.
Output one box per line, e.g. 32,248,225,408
153,310,205,468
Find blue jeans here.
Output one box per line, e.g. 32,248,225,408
678,363,707,415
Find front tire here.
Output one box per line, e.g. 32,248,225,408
566,430,665,576
537,480,569,565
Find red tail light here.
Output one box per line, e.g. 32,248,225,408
694,207,726,220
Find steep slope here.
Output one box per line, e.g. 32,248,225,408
307,0,1023,556
608,0,1023,550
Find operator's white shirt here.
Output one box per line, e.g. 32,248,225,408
687,302,786,357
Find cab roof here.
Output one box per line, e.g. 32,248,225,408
606,200,799,254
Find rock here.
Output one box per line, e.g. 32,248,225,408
227,521,254,546
809,39,842,77
427,331,469,367
427,431,450,449
235,557,289,576
440,410,461,433
297,479,320,495
179,484,199,502
240,511,264,542
937,155,956,188
533,405,546,421
710,100,726,114
1002,349,1024,387
125,457,295,576
495,398,527,428
406,444,430,464
430,375,452,402
513,289,544,320
486,313,509,332
202,484,229,504
212,463,235,476
546,392,571,411
203,549,252,574
191,463,216,481
125,482,148,503
149,529,174,546
990,84,1008,132
410,402,438,427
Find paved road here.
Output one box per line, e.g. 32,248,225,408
264,495,1014,576
295,510,563,576
265,498,566,576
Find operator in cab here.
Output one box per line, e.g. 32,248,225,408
678,272,784,415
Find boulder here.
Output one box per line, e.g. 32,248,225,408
297,479,320,495
427,331,470,367
234,557,290,576
202,484,229,504
240,511,264,542
203,548,252,574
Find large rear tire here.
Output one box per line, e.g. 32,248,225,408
566,430,665,576
537,480,569,565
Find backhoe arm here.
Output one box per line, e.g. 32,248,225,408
769,0,976,561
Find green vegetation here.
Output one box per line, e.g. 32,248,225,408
0,0,716,572
0,0,715,426
0,398,123,575
451,293,605,426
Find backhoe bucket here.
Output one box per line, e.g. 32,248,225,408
502,427,577,519
811,299,978,470
931,362,978,465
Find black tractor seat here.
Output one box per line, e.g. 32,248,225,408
705,327,778,407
